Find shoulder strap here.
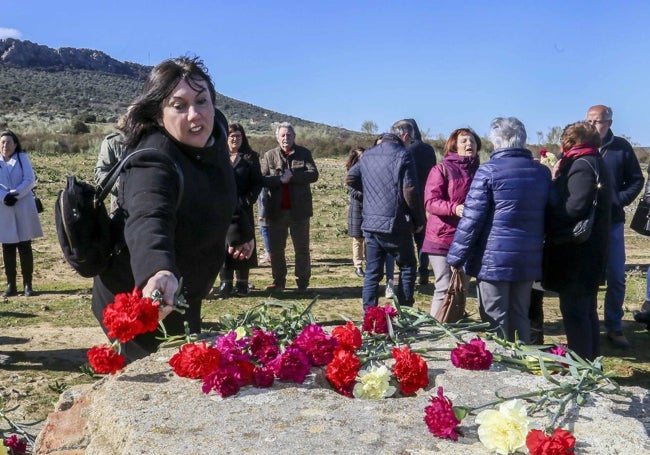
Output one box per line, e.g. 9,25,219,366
94,147,185,209
439,162,448,180
575,157,600,206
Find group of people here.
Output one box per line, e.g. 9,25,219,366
347,107,645,361
1,54,647,364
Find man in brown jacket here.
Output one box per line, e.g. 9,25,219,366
261,122,319,291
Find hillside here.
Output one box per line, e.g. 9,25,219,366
0,38,358,138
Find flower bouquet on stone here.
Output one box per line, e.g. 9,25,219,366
423,331,627,454
86,284,188,375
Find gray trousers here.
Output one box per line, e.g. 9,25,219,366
477,280,533,343
429,254,470,316
268,211,311,284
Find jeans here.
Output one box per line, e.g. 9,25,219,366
385,254,395,282
604,222,626,332
259,223,271,253
362,232,416,310
477,280,533,343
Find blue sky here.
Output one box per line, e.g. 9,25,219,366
3,1,650,145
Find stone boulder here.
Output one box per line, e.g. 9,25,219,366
34,341,650,454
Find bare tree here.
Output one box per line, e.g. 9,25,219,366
361,120,378,135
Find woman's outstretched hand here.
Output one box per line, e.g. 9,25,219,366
143,270,178,321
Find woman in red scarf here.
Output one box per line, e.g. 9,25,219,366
542,121,612,360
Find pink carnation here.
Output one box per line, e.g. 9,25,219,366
214,331,251,363
450,338,493,370
268,345,311,383
424,387,462,441
253,365,275,388
294,324,338,366
250,329,280,364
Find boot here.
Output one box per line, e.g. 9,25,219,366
23,282,34,297
218,281,233,298
234,281,250,297
3,282,17,297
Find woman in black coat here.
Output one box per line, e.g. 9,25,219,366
346,147,365,277
218,124,263,297
92,57,254,362
543,121,612,360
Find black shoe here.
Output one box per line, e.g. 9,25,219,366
265,282,285,292
218,282,233,298
354,267,365,278
296,279,309,292
2,284,17,298
606,331,629,349
23,284,34,297
633,310,650,324
234,282,250,297
418,273,429,286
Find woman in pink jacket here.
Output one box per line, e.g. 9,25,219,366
422,128,481,317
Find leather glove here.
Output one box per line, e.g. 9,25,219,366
4,194,17,206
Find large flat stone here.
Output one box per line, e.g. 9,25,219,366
35,339,650,455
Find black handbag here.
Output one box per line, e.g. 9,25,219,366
34,193,44,213
551,158,599,245
630,199,650,236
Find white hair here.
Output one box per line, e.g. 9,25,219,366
488,117,527,149
275,122,295,137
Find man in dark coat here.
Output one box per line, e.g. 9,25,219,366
261,122,319,292
586,104,644,348
346,133,425,310
403,119,437,284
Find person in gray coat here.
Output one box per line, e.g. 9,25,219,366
0,130,43,297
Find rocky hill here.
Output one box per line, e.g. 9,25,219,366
0,38,356,137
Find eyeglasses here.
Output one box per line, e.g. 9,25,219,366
228,133,242,139
587,120,609,125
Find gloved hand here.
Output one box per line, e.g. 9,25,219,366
4,194,17,206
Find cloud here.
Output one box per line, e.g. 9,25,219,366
0,28,22,39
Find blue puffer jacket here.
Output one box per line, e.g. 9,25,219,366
346,138,425,235
447,148,551,281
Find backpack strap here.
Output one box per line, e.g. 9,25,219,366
94,147,185,209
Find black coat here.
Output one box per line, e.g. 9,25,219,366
92,118,240,360
222,150,263,270
347,185,363,238
542,154,612,295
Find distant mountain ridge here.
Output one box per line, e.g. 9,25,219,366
0,38,150,78
0,38,355,137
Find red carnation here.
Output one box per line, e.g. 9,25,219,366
250,329,280,364
102,287,160,343
331,321,362,351
326,346,361,396
169,341,221,379
362,305,397,335
201,364,242,398
424,387,462,441
294,324,338,366
3,434,28,454
268,345,311,383
450,338,493,370
87,344,126,374
392,346,429,395
253,365,275,388
526,428,576,455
